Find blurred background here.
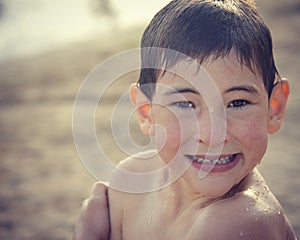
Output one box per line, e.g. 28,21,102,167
0,0,171,61
0,0,299,239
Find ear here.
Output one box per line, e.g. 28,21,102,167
267,79,290,134
129,84,154,136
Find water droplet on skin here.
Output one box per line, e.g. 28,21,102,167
278,210,281,215
245,207,250,212
147,209,153,224
254,191,260,198
263,185,269,192
264,207,272,213
240,230,244,237
147,215,152,224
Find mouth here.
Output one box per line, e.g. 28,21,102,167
188,154,236,165
186,154,240,172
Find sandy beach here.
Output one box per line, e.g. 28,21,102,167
0,1,299,239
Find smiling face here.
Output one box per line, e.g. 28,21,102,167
131,53,289,198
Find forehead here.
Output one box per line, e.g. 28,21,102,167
156,53,263,92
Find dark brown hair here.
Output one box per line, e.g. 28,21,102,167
138,0,279,100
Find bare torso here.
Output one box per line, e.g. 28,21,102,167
109,156,296,240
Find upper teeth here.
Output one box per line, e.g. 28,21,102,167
191,155,234,165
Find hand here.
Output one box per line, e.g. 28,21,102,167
73,182,110,240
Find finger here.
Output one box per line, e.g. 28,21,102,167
90,182,108,199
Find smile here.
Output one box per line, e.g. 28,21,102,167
186,154,241,173
188,154,236,165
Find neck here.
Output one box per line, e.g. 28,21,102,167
167,174,250,210
167,179,216,210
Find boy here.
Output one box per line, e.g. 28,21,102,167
74,0,296,239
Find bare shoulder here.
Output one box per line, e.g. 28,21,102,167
117,149,162,172
194,169,296,239
108,150,163,239
108,149,160,195
108,149,163,212
109,150,166,193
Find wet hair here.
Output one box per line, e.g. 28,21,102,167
137,0,279,100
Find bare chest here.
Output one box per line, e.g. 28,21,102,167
121,199,203,240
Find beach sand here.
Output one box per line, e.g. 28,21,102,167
0,1,299,239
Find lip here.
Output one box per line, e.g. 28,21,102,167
186,153,241,173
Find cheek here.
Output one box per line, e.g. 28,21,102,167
155,122,181,150
154,109,196,163
154,110,181,157
231,115,268,157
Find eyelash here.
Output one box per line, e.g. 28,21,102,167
228,99,250,109
171,99,249,110
171,101,196,109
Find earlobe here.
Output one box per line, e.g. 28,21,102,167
268,79,290,134
129,84,154,136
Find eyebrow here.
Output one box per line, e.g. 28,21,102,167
162,87,200,95
224,85,259,95
162,85,259,96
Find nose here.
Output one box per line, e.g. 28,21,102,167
194,107,228,147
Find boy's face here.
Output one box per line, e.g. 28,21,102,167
147,54,272,197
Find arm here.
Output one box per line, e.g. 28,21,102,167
73,182,110,240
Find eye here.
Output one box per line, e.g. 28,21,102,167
172,101,196,109
228,99,249,108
